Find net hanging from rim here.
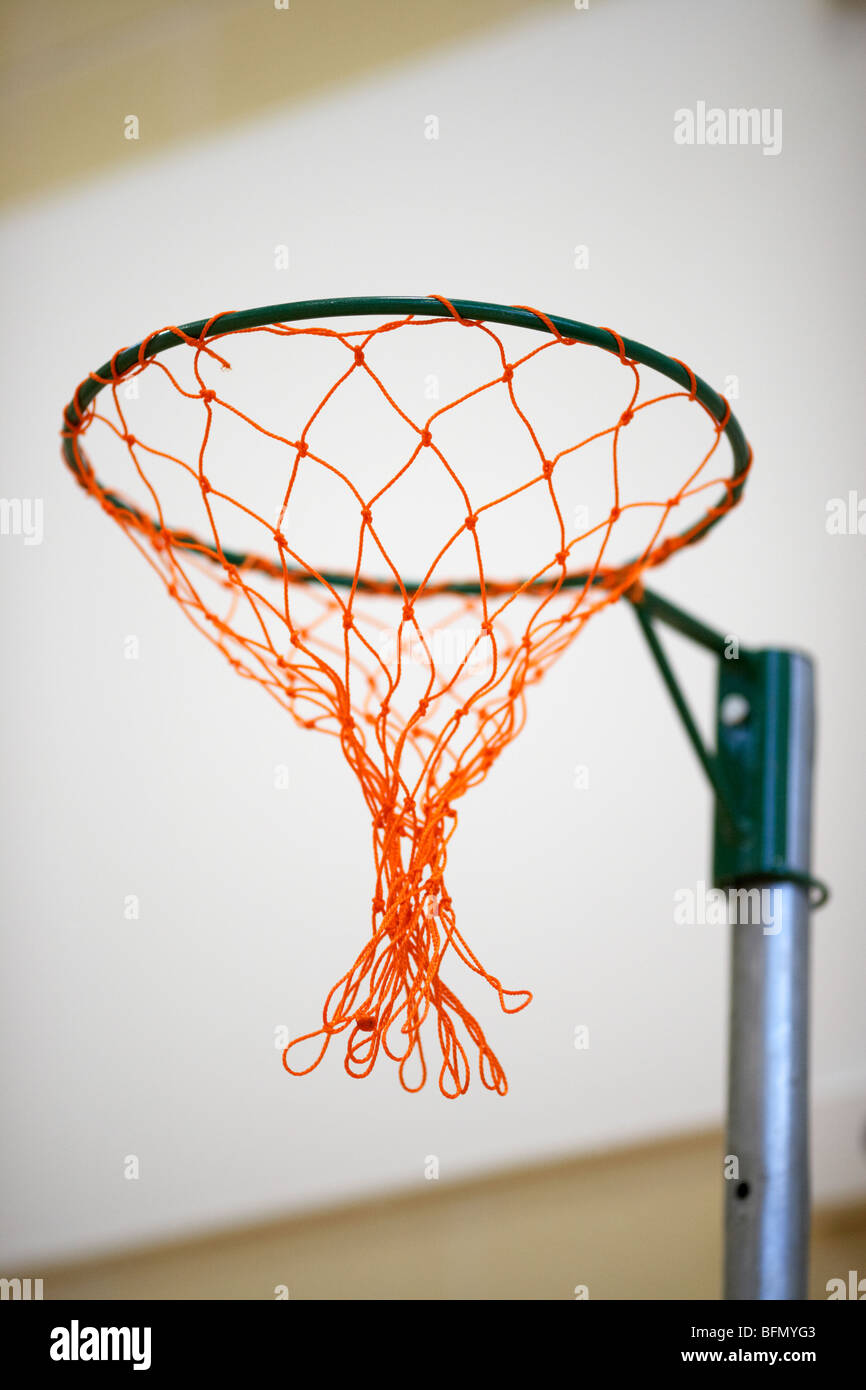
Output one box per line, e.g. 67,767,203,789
61,296,750,1098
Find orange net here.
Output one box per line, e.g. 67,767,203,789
62,298,746,1097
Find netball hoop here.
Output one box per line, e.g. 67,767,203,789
61,296,823,1301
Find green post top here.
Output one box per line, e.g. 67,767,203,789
713,649,822,902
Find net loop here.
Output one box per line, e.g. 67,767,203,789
599,325,630,363
512,303,577,347
428,293,471,324
671,356,698,401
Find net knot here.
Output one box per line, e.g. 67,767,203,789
464,513,478,532
290,633,303,648
273,530,288,549
123,433,136,447
480,620,493,636
200,475,212,494
342,610,353,630
666,495,679,509
297,440,309,458
542,460,554,479
609,505,621,522
372,895,385,913
555,550,569,566
360,507,373,525
417,697,430,715
200,388,217,403
420,428,432,447
356,1015,376,1031
502,364,514,383
402,602,414,622
619,408,634,426
353,347,365,366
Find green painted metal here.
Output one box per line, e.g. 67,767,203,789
713,650,827,904
627,590,828,905
61,296,750,596
630,586,731,657
630,597,739,826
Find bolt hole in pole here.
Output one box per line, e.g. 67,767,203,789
720,692,751,727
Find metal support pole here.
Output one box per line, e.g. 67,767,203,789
715,652,815,1300
724,882,811,1297
628,591,822,1301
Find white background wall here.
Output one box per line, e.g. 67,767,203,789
1,0,864,1264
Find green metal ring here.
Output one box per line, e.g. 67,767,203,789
717,870,830,910
61,296,751,595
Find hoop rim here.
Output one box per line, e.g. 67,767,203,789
61,295,751,596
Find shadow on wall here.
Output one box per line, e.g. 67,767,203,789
0,0,558,204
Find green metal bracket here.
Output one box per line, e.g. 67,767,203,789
628,589,827,906
713,649,826,904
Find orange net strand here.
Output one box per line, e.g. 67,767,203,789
62,304,748,1097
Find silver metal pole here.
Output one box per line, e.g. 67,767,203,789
723,654,815,1300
